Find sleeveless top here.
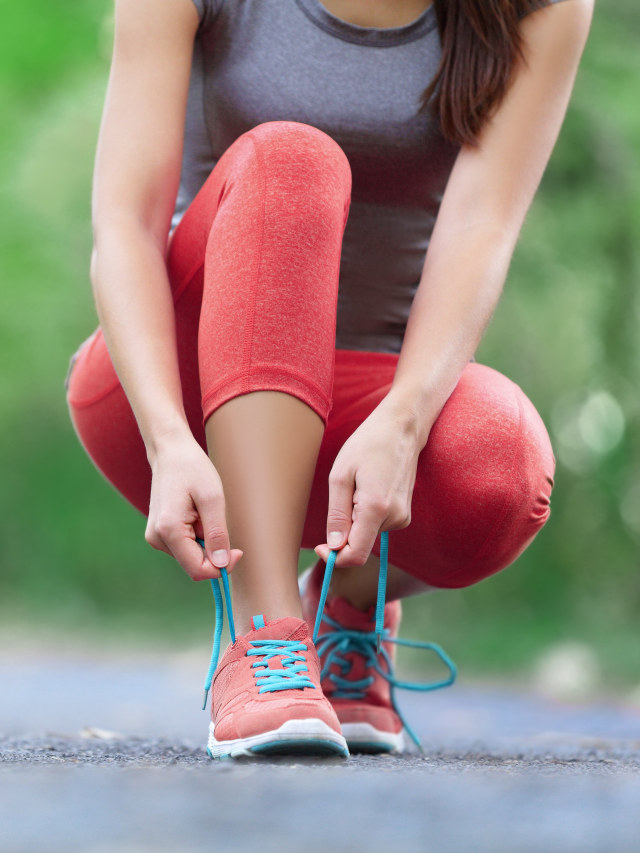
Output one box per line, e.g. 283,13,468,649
173,0,565,353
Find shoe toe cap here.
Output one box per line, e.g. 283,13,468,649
214,694,342,741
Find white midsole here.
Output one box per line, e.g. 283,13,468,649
340,722,405,752
208,717,348,758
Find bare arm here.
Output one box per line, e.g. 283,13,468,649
383,0,595,447
91,0,197,454
316,0,594,569
91,0,242,578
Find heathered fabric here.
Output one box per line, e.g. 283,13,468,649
174,0,566,353
66,121,555,589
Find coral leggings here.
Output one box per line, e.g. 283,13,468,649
66,121,555,589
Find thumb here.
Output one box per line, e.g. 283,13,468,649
325,469,354,550
195,537,244,577
192,489,234,569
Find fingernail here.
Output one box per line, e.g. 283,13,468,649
328,531,343,548
211,549,229,567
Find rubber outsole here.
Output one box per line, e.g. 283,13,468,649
340,722,405,754
207,718,349,760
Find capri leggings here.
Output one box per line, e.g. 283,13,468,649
65,120,555,590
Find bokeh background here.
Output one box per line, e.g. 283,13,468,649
1,1,638,692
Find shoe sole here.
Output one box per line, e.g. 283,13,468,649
341,722,405,754
207,718,350,760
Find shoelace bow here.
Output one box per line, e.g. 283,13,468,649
197,531,456,750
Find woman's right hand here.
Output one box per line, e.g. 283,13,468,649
90,0,228,584
145,433,244,581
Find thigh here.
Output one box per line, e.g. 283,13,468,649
65,328,154,515
301,358,556,589
65,249,209,518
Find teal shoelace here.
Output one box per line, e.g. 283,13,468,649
248,640,315,693
310,530,456,752
197,540,236,711
197,538,315,708
198,531,457,749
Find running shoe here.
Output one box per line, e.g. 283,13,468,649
207,613,349,759
300,561,405,752
299,543,457,754
197,540,347,759
197,533,454,758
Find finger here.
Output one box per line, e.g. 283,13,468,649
192,524,244,573
325,467,355,552
323,499,385,569
192,488,234,571
145,534,172,557
193,539,244,580
168,531,220,581
145,522,173,557
193,518,205,542
203,547,243,577
344,494,388,567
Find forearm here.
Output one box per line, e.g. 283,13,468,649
384,221,519,449
90,219,192,460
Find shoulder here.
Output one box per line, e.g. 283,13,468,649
520,0,595,32
518,0,594,74
520,0,595,20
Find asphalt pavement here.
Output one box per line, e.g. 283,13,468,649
1,631,639,852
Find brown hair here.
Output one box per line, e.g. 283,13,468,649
421,0,548,147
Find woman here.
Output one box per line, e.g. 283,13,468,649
65,0,593,759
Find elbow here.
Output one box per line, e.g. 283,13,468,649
89,244,103,300
91,209,167,259
90,215,164,290
89,225,108,296
437,199,525,251
471,205,527,245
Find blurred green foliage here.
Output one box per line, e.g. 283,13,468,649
1,1,638,684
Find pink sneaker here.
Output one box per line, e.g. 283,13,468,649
300,555,457,754
196,535,454,758
300,561,406,753
207,613,349,759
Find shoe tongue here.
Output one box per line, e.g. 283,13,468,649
247,614,309,643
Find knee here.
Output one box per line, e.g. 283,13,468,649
245,121,352,222
248,121,351,180
64,329,118,409
476,411,555,563
474,394,555,529
420,372,556,584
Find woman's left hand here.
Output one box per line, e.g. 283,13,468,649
314,396,426,569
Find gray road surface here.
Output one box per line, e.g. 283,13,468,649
1,636,639,852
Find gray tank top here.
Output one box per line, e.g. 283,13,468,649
174,0,563,353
